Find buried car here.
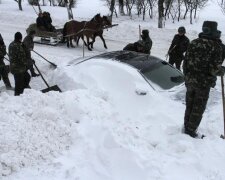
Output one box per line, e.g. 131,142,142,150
68,50,184,93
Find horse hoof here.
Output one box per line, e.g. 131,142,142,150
88,48,92,51
104,46,108,49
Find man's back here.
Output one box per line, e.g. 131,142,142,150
9,41,26,74
183,37,222,88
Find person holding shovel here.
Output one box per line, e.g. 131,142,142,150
9,32,31,96
183,21,224,138
0,33,12,90
23,30,39,77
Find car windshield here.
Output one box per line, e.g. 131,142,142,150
141,61,184,90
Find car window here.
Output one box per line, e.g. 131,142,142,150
141,62,184,90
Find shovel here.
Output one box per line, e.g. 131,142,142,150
32,50,57,68
221,75,225,139
33,63,62,93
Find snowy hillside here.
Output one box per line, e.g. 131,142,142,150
1,0,225,180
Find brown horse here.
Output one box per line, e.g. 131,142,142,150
77,15,112,49
63,14,103,50
89,15,112,49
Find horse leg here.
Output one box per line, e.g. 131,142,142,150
90,34,96,49
76,36,80,46
86,36,92,51
99,34,107,49
70,36,75,48
66,37,70,48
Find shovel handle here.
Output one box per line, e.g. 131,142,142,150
32,50,57,68
33,63,50,88
221,75,225,138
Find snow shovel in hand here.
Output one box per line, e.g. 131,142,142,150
221,75,225,139
33,63,62,93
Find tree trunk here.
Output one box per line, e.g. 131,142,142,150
18,0,22,10
178,0,181,21
119,0,125,15
65,0,74,19
158,0,164,28
110,0,116,18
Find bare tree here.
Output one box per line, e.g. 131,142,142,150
148,0,157,19
14,0,23,10
219,0,225,14
158,0,164,28
119,0,125,15
65,0,74,19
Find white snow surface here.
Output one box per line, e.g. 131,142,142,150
1,0,225,179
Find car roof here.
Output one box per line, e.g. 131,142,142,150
93,50,163,70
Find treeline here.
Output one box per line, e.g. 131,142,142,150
106,0,209,26
9,0,225,28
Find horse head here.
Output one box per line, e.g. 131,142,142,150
102,16,112,27
91,13,101,23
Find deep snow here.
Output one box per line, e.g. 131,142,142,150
1,0,225,179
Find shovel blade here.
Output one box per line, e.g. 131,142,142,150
41,85,62,93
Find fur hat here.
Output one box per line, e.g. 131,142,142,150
202,21,220,38
178,26,186,34
142,29,149,35
14,32,22,41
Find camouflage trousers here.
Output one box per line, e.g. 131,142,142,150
184,85,210,132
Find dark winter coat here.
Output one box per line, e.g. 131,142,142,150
169,34,190,59
183,35,223,88
0,43,6,68
8,40,27,74
23,34,34,66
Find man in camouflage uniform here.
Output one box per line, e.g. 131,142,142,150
183,21,224,138
216,31,225,61
123,29,152,55
9,32,31,96
168,26,190,70
23,30,39,77
0,33,12,89
137,29,152,54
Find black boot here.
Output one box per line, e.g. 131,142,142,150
184,128,205,139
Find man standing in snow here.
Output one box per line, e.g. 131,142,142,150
0,33,12,89
168,26,190,70
9,32,31,96
183,21,224,138
23,30,39,77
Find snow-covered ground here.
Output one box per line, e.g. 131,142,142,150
1,0,225,179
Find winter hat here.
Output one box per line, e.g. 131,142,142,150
202,21,220,38
178,26,186,34
14,32,22,41
142,29,149,35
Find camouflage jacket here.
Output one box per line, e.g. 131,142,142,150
169,34,190,58
8,40,27,74
218,40,225,61
23,34,34,65
0,44,6,68
183,36,223,88
137,36,153,54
